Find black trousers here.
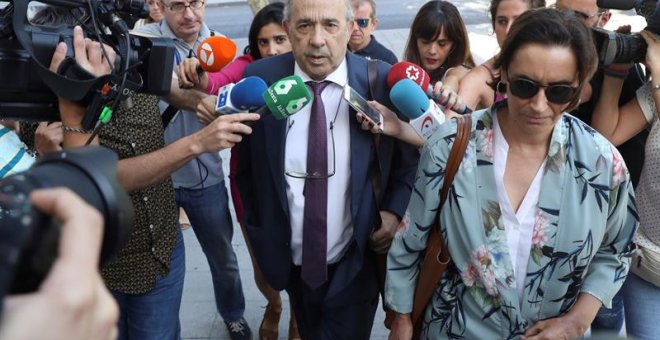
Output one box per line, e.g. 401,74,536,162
286,259,380,340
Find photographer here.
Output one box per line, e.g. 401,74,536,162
591,29,660,340
0,188,118,340
44,22,259,339
554,1,648,334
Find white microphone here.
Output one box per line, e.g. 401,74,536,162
390,78,446,140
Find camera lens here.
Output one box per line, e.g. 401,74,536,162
0,146,134,295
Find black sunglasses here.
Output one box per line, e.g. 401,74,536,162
508,76,578,104
354,18,371,28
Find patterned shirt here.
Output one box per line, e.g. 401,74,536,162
0,126,34,178
20,94,178,294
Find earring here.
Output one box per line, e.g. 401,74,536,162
496,81,507,94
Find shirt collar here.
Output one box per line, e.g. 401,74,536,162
353,35,376,54
293,55,348,87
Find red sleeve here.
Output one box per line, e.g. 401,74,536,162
205,54,255,95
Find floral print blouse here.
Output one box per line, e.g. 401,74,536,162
385,105,639,339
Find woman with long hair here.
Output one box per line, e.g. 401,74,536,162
386,8,637,339
403,1,475,110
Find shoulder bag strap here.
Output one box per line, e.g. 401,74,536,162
411,114,472,335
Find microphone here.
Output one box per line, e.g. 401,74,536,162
390,78,446,141
216,76,268,115
196,36,237,73
259,75,313,120
387,61,472,115
217,75,313,120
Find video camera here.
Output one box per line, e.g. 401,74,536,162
0,0,175,126
593,0,660,65
0,146,134,302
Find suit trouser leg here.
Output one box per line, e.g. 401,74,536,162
287,261,379,340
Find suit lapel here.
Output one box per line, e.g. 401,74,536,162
346,54,373,223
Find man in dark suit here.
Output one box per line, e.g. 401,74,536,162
236,0,419,338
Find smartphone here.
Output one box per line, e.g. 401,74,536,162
342,85,384,131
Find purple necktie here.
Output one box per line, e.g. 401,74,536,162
301,81,330,289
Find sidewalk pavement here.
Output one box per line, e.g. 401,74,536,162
181,9,644,339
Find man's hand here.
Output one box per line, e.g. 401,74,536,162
49,26,116,78
370,210,400,254
176,58,209,91
196,95,218,125
0,188,118,340
35,122,63,155
388,313,413,340
49,26,116,126
190,113,261,153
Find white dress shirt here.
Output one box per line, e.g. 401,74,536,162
493,114,545,304
285,59,353,265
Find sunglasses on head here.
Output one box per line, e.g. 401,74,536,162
354,18,371,28
507,75,578,104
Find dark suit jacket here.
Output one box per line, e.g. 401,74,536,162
237,52,419,301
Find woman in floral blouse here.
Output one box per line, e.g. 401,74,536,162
385,8,638,339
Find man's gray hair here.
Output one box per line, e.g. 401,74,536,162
283,0,354,23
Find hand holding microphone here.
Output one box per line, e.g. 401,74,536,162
177,36,237,90
387,61,472,114
357,77,459,148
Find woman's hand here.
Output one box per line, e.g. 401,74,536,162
641,30,660,74
176,57,209,91
432,81,462,111
388,313,413,340
521,314,587,340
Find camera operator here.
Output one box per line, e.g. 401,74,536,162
38,20,259,339
0,188,118,340
554,1,647,334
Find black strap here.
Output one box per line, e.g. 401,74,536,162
161,105,179,129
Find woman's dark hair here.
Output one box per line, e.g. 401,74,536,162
493,8,598,111
488,0,546,30
245,2,286,60
404,1,475,82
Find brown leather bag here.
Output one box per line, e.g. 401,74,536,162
411,114,472,338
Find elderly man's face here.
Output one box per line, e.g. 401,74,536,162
160,0,205,40
284,0,351,80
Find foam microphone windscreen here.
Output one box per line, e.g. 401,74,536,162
386,61,431,90
390,79,431,119
230,77,268,111
196,36,237,72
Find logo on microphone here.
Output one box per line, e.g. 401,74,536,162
420,116,435,136
274,79,297,95
405,65,421,82
198,42,215,67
